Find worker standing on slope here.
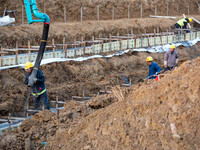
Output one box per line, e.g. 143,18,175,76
24,62,50,110
164,45,179,71
175,18,192,30
146,56,161,79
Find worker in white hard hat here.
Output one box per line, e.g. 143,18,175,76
146,56,161,79
24,62,50,110
164,45,179,71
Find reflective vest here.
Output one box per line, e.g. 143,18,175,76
177,18,187,27
32,88,46,96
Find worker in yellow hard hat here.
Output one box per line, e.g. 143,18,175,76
164,45,179,71
175,18,192,29
146,56,161,79
24,62,50,110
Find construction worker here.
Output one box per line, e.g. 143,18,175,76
146,56,161,79
24,62,50,110
164,45,179,71
175,18,192,29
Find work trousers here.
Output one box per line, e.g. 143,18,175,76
33,91,50,110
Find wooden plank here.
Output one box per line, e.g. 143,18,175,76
150,15,176,19
1,116,26,120
27,109,41,112
191,17,200,25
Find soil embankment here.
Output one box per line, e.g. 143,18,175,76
1,50,200,150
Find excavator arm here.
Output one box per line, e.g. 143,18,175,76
24,0,50,87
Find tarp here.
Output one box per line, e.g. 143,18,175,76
0,38,199,70
0,15,15,26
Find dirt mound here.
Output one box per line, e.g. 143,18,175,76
1,54,200,149
46,57,200,150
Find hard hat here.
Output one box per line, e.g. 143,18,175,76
25,62,33,70
188,18,192,23
146,56,153,62
170,45,176,49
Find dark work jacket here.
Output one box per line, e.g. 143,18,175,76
24,69,46,95
147,62,161,79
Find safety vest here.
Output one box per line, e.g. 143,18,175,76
32,88,46,96
177,18,187,27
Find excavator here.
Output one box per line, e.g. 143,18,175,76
23,0,50,115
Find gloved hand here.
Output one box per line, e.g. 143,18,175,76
33,77,37,83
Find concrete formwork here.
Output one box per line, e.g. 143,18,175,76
0,31,200,67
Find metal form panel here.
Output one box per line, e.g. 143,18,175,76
142,38,148,47
128,39,135,49
114,41,120,51
149,37,154,46
185,33,190,41
135,38,141,48
103,43,110,52
121,40,128,50
168,35,173,43
162,36,168,44
155,37,161,45
191,32,196,40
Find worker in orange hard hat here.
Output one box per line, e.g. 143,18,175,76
175,18,192,29
146,56,161,79
24,62,50,110
164,45,179,71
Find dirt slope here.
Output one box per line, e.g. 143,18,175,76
1,53,200,150
0,0,199,23
47,56,200,150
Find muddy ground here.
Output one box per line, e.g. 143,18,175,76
0,48,200,149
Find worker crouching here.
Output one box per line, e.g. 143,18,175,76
175,18,192,30
24,62,50,110
146,56,161,79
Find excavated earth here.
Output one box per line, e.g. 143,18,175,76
0,43,200,117
0,49,200,149
0,0,200,149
